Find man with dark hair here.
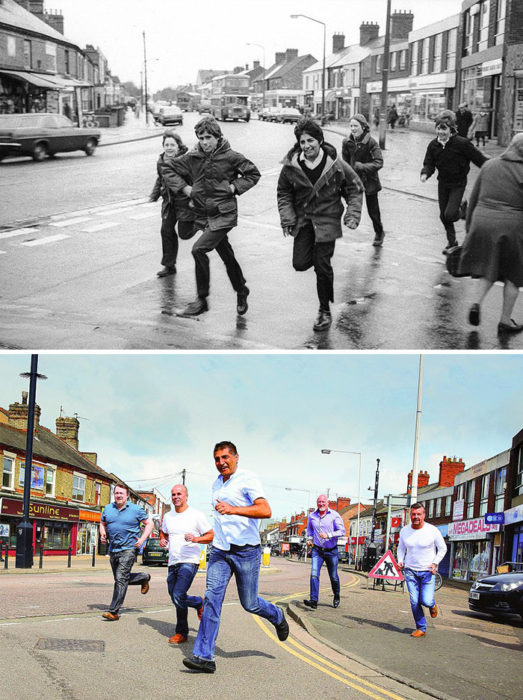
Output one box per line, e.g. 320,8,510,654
166,117,261,317
100,484,154,621
397,503,447,638
277,118,363,332
182,441,289,674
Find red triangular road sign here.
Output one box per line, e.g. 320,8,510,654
368,550,404,580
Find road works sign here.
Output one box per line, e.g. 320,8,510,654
368,550,404,581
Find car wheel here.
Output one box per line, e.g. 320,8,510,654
84,138,97,156
32,142,48,161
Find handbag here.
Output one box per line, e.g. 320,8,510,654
445,245,467,277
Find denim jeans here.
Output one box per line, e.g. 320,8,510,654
404,568,436,631
167,562,201,636
108,548,149,614
192,544,283,661
310,545,340,601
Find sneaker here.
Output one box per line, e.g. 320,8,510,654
274,611,289,641
313,309,332,332
182,297,208,316
237,286,250,315
197,604,204,621
169,633,188,644
141,574,151,595
102,611,119,621
182,655,216,673
429,604,438,618
411,629,426,637
303,599,317,609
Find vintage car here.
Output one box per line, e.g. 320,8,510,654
275,107,302,124
468,567,523,619
0,113,101,162
156,105,184,126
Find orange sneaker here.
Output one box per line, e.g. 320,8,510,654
168,633,188,645
411,629,426,638
429,604,438,618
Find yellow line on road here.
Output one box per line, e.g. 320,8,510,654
270,572,361,603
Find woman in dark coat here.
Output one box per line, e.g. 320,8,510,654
149,130,195,277
342,113,385,246
459,132,523,333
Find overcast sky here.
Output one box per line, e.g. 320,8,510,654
54,0,463,90
1,353,521,521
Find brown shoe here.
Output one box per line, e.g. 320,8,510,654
411,629,426,638
141,574,151,595
102,612,119,621
168,633,188,644
197,605,204,621
429,604,438,618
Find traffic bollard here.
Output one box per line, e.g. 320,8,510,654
67,546,72,567
91,546,96,567
39,547,43,569
3,545,7,569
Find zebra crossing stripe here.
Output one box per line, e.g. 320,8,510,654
21,234,70,247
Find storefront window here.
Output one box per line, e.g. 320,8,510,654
512,524,523,563
452,540,490,580
2,456,14,489
411,91,446,122
461,66,493,113
41,521,72,550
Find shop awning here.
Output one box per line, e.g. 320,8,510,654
0,70,91,90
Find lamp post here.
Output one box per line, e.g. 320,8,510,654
290,13,326,118
321,448,362,567
246,42,266,112
143,31,149,125
284,486,311,561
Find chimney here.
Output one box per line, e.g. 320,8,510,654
390,10,414,41
56,415,80,451
285,48,298,61
275,52,286,64
407,469,430,494
336,496,351,511
253,60,260,69
45,9,65,35
28,0,45,20
438,456,465,488
332,33,345,53
8,392,41,434
360,21,380,47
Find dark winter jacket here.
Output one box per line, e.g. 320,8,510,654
164,138,260,231
277,142,363,242
150,148,194,222
421,134,488,186
456,109,473,138
341,133,383,195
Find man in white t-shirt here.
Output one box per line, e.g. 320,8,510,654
397,502,447,637
159,484,214,645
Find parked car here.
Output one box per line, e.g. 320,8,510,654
265,107,282,122
0,113,101,162
157,105,183,126
275,107,302,124
142,538,168,566
468,568,523,619
198,102,212,114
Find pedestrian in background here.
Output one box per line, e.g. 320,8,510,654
342,113,386,247
471,107,490,147
99,484,154,621
165,117,260,317
456,102,473,138
277,118,363,332
387,104,398,129
303,494,346,610
149,130,195,278
159,484,214,645
182,441,288,674
459,133,523,334
397,503,447,638
420,110,487,254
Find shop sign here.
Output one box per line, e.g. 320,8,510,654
0,497,79,522
448,517,500,541
481,59,502,77
79,510,101,522
391,517,402,528
485,512,504,525
453,499,465,521
504,503,523,525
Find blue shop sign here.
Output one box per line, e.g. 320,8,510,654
485,512,504,525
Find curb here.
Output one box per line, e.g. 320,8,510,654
98,130,162,148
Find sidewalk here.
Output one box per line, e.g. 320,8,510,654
96,111,164,147
0,553,112,574
287,568,522,700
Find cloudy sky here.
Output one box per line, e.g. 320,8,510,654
54,0,463,90
1,353,521,521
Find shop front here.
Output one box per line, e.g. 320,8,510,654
459,58,502,139
504,503,523,564
448,516,500,581
0,496,79,556
365,77,414,128
77,509,101,555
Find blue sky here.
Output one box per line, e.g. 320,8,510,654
1,353,521,521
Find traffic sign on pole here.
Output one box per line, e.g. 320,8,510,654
368,550,403,581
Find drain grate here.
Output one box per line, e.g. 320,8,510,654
35,638,105,652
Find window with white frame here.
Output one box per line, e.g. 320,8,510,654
435,498,441,517
399,49,406,71
23,40,32,69
45,467,56,497
516,447,523,496
7,36,16,57
479,473,490,516
390,51,397,72
445,495,452,516
494,466,506,511
432,33,442,74
2,456,14,489
446,28,457,71
72,473,86,501
478,0,490,51
466,479,476,519
45,42,57,71
428,499,434,518
457,483,465,501
95,482,101,505
495,0,506,45
376,54,382,74
410,41,419,76
420,38,430,74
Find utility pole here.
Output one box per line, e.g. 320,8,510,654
143,31,149,125
181,469,186,485
370,458,380,543
378,0,392,149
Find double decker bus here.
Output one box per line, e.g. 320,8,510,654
210,74,251,122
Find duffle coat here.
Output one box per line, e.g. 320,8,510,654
341,132,383,194
277,143,363,243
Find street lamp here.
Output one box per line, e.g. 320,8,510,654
246,42,266,112
290,13,326,118
321,448,362,567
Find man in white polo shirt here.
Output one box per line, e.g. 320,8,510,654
397,502,447,637
182,440,289,673
159,484,214,645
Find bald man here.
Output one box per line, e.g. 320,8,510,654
159,484,214,644
303,494,346,609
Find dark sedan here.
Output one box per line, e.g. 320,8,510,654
0,113,101,162
468,571,523,619
141,538,168,566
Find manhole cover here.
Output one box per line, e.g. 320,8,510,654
35,638,105,652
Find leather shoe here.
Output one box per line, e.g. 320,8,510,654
429,604,438,618
182,297,208,316
183,655,216,673
411,629,426,638
498,319,523,334
237,286,250,315
169,633,188,644
313,309,332,332
442,242,458,255
468,303,480,326
157,266,176,278
274,611,289,641
303,599,317,609
141,574,151,594
102,611,119,621
372,231,385,247
333,595,340,608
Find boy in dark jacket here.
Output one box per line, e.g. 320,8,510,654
165,117,260,316
421,110,487,254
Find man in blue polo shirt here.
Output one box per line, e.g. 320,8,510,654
303,494,346,610
182,440,289,674
100,484,154,621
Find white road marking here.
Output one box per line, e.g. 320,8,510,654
128,211,157,220
50,217,92,227
21,233,70,247
81,221,119,232
0,227,38,240
95,207,137,216
0,250,6,254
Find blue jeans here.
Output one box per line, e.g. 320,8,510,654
192,544,282,661
167,563,202,636
404,568,436,631
310,545,340,602
108,548,149,614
